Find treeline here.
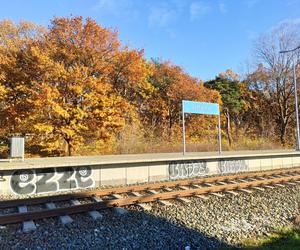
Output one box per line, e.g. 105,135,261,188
0,16,299,156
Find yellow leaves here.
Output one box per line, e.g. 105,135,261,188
52,104,70,119
29,46,54,71
0,84,6,99
60,128,76,138
110,49,154,102
34,124,54,133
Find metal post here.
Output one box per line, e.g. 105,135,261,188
182,107,186,155
218,113,222,154
279,45,300,151
293,57,300,150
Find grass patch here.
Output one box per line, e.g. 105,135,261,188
242,227,300,250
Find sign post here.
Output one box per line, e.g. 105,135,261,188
182,100,221,155
182,101,186,154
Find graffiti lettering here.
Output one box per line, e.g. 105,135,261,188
10,166,94,195
218,160,248,174
10,169,35,195
169,161,208,179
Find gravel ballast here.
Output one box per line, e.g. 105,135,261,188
0,185,299,249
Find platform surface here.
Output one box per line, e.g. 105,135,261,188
0,150,299,170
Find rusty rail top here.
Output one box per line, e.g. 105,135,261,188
0,150,299,171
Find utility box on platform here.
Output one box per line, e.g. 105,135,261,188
10,136,25,161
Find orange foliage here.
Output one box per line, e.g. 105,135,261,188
0,17,222,156
146,60,221,140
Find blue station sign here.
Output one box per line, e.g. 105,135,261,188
182,100,220,116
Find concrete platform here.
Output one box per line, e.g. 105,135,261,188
0,150,299,196
0,150,298,170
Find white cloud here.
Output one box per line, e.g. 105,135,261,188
189,1,210,21
245,0,260,8
93,0,138,19
147,2,189,39
94,0,113,10
271,18,300,32
219,3,227,14
147,1,187,28
148,5,177,28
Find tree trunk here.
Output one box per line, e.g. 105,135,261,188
168,100,173,138
225,109,233,146
65,138,72,156
279,121,287,146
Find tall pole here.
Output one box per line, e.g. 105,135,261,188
280,45,300,151
293,57,300,150
182,108,186,155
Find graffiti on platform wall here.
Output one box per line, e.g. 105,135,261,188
218,160,248,174
169,161,208,179
10,166,94,195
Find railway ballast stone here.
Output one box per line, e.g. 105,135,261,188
59,215,73,225
0,185,299,249
88,210,103,220
112,207,128,215
22,221,37,233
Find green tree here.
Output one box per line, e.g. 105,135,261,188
205,70,245,146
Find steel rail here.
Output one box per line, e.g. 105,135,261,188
0,173,299,225
0,167,299,209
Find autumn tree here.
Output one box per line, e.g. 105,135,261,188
148,60,221,141
0,20,44,139
107,48,155,148
29,16,139,156
242,65,276,139
109,49,154,106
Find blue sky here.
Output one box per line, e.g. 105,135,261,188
1,0,300,80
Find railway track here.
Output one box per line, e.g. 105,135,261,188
0,168,300,229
